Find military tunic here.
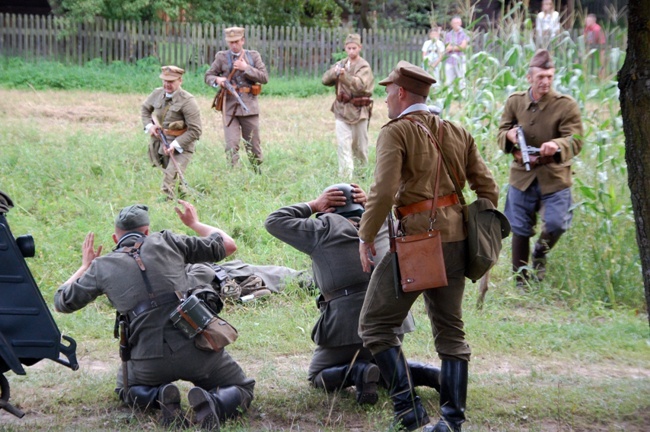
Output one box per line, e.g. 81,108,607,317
358,109,498,359
54,230,255,397
322,56,374,178
205,49,268,166
497,89,583,195
265,203,414,380
141,87,202,196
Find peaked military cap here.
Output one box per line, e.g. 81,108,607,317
224,27,245,42
379,60,436,96
345,33,362,47
115,204,150,230
159,65,185,81
529,49,555,69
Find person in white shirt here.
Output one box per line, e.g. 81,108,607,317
535,0,561,48
421,27,445,83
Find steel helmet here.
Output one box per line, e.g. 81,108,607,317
325,183,364,217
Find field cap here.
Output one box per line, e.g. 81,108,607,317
225,27,245,42
345,33,362,47
379,60,436,96
324,183,364,217
159,65,185,81
529,49,554,69
115,204,150,230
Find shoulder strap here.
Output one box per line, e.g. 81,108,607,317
117,238,159,307
403,116,467,207
400,115,443,222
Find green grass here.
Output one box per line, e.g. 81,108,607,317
0,51,648,431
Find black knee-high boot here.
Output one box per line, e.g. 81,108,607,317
188,385,251,431
512,234,530,286
373,347,429,431
429,359,468,432
532,231,562,281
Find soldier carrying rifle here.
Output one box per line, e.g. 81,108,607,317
205,27,268,173
497,50,584,289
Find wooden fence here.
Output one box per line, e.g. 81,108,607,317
0,13,627,78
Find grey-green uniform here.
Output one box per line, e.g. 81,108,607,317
141,86,202,198
54,206,254,428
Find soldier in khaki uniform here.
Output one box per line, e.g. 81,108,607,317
357,61,498,432
322,34,374,179
141,66,202,200
205,27,268,172
54,202,255,430
497,50,583,287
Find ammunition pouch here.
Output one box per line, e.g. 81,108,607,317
162,128,187,137
336,92,351,103
350,97,373,107
235,84,262,95
212,89,225,112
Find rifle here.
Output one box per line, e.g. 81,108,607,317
516,126,561,171
221,79,250,114
387,211,401,299
150,115,193,193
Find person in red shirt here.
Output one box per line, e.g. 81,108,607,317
583,13,606,78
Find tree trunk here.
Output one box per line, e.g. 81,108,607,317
618,0,650,328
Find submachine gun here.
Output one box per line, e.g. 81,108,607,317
0,199,78,418
516,126,561,171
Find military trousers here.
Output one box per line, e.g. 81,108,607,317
307,343,374,382
117,340,255,402
335,119,368,179
161,150,192,198
359,241,471,362
223,114,262,167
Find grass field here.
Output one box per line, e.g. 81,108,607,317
0,66,648,432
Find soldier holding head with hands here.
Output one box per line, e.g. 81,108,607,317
265,183,440,406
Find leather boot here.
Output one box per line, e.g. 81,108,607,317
374,347,429,431
408,361,441,393
313,363,380,405
348,362,381,405
532,231,562,281
511,234,530,289
158,383,186,428
312,365,348,392
123,385,159,410
429,359,468,432
188,385,250,431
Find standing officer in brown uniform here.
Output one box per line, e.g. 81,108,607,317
322,34,374,179
497,50,583,287
205,27,268,172
358,61,498,432
141,66,202,200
